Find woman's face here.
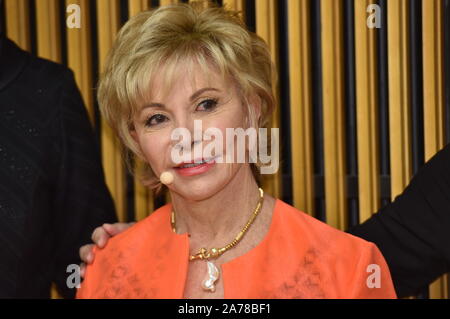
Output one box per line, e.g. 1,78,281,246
131,64,255,200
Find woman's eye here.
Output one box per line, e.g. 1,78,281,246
196,98,218,111
146,114,168,127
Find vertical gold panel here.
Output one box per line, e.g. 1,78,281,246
97,0,127,222
159,0,179,6
134,160,154,221
5,0,30,51
128,0,150,17
255,0,281,199
320,0,347,230
387,0,411,199
66,0,94,125
129,0,153,220
422,0,448,300
222,0,246,25
354,0,380,222
223,0,245,15
422,0,445,161
50,283,61,299
189,0,210,8
287,0,314,215
35,0,61,62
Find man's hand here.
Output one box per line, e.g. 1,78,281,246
79,222,134,278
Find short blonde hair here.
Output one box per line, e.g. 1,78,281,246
98,1,277,189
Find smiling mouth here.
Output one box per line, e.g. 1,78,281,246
175,157,217,169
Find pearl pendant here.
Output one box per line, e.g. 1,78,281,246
201,261,220,292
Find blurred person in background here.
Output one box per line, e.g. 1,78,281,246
0,30,117,298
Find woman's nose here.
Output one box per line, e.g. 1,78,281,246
172,136,200,150
171,116,203,154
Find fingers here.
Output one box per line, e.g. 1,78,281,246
89,222,133,251
79,222,135,279
91,225,109,248
80,262,86,279
79,244,95,264
102,222,135,237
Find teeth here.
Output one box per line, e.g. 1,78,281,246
180,160,206,168
177,157,216,169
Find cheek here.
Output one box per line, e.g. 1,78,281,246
138,133,168,172
203,108,248,158
206,105,246,132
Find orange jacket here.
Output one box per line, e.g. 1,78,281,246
77,199,397,299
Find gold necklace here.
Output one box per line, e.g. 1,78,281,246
171,187,264,292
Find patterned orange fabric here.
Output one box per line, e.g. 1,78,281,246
77,199,397,299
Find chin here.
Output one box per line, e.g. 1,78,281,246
172,168,233,201
177,180,220,201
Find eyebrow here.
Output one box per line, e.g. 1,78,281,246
141,87,220,110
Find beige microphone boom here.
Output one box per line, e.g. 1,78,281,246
160,171,174,185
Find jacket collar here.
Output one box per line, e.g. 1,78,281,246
0,35,30,91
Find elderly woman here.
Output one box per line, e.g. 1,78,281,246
77,3,396,299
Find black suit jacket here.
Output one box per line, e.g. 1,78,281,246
0,36,117,298
349,143,450,298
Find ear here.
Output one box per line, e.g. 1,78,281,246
130,127,139,143
247,94,262,126
129,120,141,142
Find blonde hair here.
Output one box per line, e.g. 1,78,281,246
98,1,277,190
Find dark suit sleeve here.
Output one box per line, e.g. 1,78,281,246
348,143,450,298
51,69,117,298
